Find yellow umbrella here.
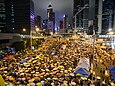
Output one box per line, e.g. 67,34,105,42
25,70,29,73
23,63,27,66
29,59,32,62
0,75,5,86
36,55,40,58
100,59,102,63
33,60,37,63
20,70,23,73
46,69,50,72
37,82,42,86
96,76,101,79
76,73,81,76
9,77,14,81
53,68,58,71
65,74,69,76
110,82,115,86
58,66,64,69
81,77,87,80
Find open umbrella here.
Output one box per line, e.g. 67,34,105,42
0,75,5,86
9,77,14,81
74,68,88,77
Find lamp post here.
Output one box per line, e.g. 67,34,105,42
22,28,26,49
30,29,32,50
22,28,26,32
35,26,40,37
91,29,96,80
30,27,40,50
36,28,39,32
50,32,53,35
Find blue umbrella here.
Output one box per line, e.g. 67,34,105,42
108,66,115,71
74,68,88,77
20,61,24,64
26,57,30,60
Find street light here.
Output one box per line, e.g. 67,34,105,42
36,27,40,32
107,28,114,35
35,26,40,37
50,32,53,35
22,28,26,32
30,29,32,50
108,28,112,32
107,31,114,35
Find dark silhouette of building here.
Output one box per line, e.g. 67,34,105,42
47,4,53,21
52,12,55,33
102,0,114,33
63,15,68,29
73,0,84,28
42,19,48,32
73,0,96,31
47,3,55,34
0,0,6,32
73,0,115,34
0,0,35,35
59,20,63,29
35,15,42,30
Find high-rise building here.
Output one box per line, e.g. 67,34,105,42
35,15,42,30
47,3,55,34
42,19,48,32
0,0,6,32
73,0,85,29
113,0,115,30
63,15,68,29
58,15,68,33
73,0,115,34
47,4,53,21
0,0,35,35
59,20,63,29
102,0,114,33
52,12,55,33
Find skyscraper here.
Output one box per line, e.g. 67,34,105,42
47,4,53,21
73,0,85,29
59,20,63,29
52,12,55,33
42,19,48,32
0,0,35,35
47,3,55,34
102,0,114,33
35,15,42,30
63,15,68,29
0,0,6,32
73,0,115,34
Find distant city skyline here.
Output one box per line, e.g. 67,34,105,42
33,0,73,25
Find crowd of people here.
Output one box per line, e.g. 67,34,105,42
0,37,115,86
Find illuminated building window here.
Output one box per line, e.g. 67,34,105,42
11,14,14,16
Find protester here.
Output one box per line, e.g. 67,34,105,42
0,37,114,85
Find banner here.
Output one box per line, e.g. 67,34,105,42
75,57,90,71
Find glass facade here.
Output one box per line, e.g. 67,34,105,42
0,0,35,34
102,0,114,33
0,0,6,32
73,0,114,34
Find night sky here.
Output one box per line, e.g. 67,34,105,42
33,0,73,25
